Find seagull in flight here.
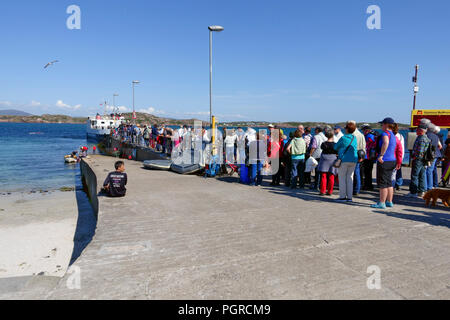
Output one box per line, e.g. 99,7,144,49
44,60,59,69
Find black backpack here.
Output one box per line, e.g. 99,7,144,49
424,141,436,162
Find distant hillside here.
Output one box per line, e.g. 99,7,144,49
0,109,32,116
0,112,203,126
0,114,87,124
121,112,204,126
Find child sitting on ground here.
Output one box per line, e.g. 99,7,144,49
102,161,127,197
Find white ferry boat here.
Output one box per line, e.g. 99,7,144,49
86,113,126,142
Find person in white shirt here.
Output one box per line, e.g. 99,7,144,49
393,123,405,190
246,128,257,145
310,127,327,189
348,121,366,195
224,128,237,163
236,127,246,164
333,125,344,143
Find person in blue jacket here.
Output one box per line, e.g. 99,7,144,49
334,121,358,202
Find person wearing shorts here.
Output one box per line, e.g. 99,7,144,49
371,117,397,209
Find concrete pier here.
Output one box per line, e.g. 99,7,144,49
6,155,450,299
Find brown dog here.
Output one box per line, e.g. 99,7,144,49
423,189,450,207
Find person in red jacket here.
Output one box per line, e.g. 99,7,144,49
392,130,404,188
269,128,283,186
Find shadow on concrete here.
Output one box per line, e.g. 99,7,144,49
373,208,450,228
69,172,97,265
263,185,378,208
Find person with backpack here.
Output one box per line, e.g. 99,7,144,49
406,123,431,198
286,129,307,189
334,121,358,202
303,127,313,185
392,123,405,190
143,125,150,147
361,125,377,191
309,127,327,190
317,129,338,195
248,132,267,186
371,117,397,209
425,123,442,190
283,132,294,186
349,121,366,196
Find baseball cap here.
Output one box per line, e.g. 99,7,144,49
379,117,395,124
418,123,428,130
334,125,342,130
268,124,274,128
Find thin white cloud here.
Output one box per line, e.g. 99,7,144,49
327,95,369,102
183,111,210,116
30,100,41,107
216,92,276,100
0,101,13,107
55,100,81,110
105,104,129,113
182,111,247,121
138,106,166,115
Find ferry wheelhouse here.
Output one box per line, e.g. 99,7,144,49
86,113,125,142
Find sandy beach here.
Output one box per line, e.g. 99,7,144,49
0,190,78,278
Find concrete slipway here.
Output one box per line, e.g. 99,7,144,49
2,155,450,299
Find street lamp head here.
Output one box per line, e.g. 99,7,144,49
113,93,119,96
208,25,224,32
132,80,140,84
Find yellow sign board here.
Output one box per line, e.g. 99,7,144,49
411,109,450,128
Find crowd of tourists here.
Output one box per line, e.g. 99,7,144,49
111,117,450,209
112,123,176,154
212,118,449,209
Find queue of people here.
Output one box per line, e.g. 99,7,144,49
113,123,177,155
216,117,449,209
111,118,449,208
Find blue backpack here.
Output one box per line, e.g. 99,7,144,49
205,154,221,177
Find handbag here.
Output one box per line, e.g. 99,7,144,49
333,136,355,168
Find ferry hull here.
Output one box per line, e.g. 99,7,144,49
86,132,108,142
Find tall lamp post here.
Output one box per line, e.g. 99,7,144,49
132,80,140,124
208,25,224,128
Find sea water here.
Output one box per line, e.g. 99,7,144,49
0,123,90,192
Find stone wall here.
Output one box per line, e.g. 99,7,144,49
80,159,99,218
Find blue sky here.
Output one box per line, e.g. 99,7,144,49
0,0,449,123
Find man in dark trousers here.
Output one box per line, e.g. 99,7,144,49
103,161,127,197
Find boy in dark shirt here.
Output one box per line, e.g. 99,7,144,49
103,161,127,197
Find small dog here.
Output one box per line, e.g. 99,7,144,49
423,189,450,207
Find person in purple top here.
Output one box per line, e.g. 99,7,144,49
371,117,397,209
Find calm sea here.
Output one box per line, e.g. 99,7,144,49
0,123,91,192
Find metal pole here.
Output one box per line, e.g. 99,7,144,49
209,30,213,128
132,82,135,124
